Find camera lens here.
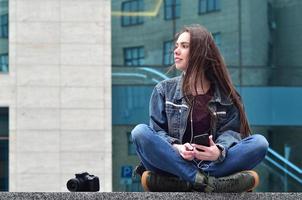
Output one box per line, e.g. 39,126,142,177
67,178,80,192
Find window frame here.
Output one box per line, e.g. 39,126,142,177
212,32,221,49
121,0,144,27
123,46,145,66
199,0,221,15
164,0,181,20
163,40,174,66
0,53,8,73
127,131,136,155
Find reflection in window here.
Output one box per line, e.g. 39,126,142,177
0,107,8,191
164,0,181,20
121,0,144,27
124,46,144,66
0,14,8,38
163,40,174,65
212,32,221,49
0,53,8,72
199,0,221,14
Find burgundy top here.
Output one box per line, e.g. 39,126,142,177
182,88,213,144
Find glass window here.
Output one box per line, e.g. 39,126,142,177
0,14,8,38
127,132,136,155
199,0,207,14
0,107,8,191
163,40,174,65
121,0,144,27
112,0,302,192
123,46,144,66
0,54,8,73
199,0,221,14
164,0,181,20
0,0,8,73
212,32,221,49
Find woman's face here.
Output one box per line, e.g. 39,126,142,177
174,32,190,71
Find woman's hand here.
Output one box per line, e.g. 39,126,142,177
173,143,195,161
192,135,221,161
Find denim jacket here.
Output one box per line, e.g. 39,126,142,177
149,75,243,162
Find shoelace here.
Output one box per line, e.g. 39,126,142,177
213,177,240,192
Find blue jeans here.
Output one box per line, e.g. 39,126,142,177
131,124,269,184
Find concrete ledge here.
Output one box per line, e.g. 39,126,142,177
0,192,301,200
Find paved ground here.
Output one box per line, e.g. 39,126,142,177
0,192,301,200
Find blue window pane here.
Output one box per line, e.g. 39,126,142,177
0,54,8,73
163,41,173,65
127,132,136,155
199,0,207,13
121,0,144,26
124,47,144,66
125,49,132,59
139,47,144,57
0,140,8,191
123,17,130,26
165,0,172,6
166,7,172,19
132,49,138,58
213,32,221,49
165,0,180,19
139,58,144,65
126,61,132,66
175,4,181,18
216,0,221,10
112,86,153,124
208,0,215,11
0,107,8,191
123,2,130,11
0,14,8,38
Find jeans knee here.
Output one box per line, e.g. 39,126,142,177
131,124,150,144
252,134,269,156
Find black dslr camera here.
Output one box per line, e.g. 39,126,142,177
67,172,100,192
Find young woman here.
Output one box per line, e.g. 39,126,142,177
131,24,269,192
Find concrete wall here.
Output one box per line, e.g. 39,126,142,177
0,0,112,192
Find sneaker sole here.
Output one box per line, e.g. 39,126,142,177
244,170,260,191
141,171,151,192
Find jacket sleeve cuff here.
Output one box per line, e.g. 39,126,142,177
214,144,227,163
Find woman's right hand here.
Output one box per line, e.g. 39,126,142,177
173,143,195,161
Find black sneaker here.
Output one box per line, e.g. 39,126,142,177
204,170,259,193
141,171,192,192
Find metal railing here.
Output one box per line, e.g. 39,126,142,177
265,147,302,184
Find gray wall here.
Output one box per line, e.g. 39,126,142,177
0,0,112,192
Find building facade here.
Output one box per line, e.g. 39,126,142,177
0,0,112,191
0,0,301,192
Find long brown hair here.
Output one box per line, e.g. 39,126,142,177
175,24,251,138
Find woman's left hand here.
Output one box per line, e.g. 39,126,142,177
192,135,221,161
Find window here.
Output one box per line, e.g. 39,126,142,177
127,132,136,155
199,0,221,14
0,107,9,191
0,14,8,38
163,40,174,65
164,0,181,20
121,0,144,26
124,46,144,66
0,54,8,73
212,32,221,49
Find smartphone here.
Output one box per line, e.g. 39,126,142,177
193,133,210,147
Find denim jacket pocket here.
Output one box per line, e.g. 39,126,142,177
165,101,187,137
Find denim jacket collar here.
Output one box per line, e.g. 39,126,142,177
173,74,233,106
